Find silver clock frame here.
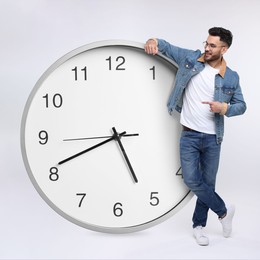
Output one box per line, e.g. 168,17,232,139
21,40,193,233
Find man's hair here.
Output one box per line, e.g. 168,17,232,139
208,27,233,48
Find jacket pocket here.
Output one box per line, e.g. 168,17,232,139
221,86,235,102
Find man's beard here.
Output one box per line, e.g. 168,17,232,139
204,51,221,62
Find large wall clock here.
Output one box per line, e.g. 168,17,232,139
21,40,192,233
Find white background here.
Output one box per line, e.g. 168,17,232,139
0,0,259,259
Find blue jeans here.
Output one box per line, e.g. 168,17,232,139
180,130,227,228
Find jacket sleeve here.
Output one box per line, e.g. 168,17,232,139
157,39,193,65
225,73,247,117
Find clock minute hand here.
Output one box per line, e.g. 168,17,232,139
112,127,138,183
58,131,126,165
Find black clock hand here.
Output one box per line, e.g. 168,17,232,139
63,133,139,141
112,127,138,183
58,131,126,165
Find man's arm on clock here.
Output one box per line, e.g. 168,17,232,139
145,38,196,66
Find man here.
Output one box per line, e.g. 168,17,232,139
144,27,246,246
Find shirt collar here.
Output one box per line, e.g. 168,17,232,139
197,54,226,78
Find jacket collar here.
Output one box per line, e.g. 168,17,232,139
197,54,226,78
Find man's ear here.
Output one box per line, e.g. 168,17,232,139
221,46,228,55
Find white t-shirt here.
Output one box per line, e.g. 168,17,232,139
180,63,219,134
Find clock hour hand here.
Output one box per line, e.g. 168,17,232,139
58,131,126,165
112,127,138,183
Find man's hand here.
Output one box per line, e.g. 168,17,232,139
144,38,158,55
202,101,228,115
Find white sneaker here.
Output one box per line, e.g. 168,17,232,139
219,205,235,238
193,226,209,246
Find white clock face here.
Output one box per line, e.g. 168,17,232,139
21,41,192,233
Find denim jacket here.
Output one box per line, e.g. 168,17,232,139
157,39,247,144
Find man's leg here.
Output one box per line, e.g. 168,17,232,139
180,131,227,223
